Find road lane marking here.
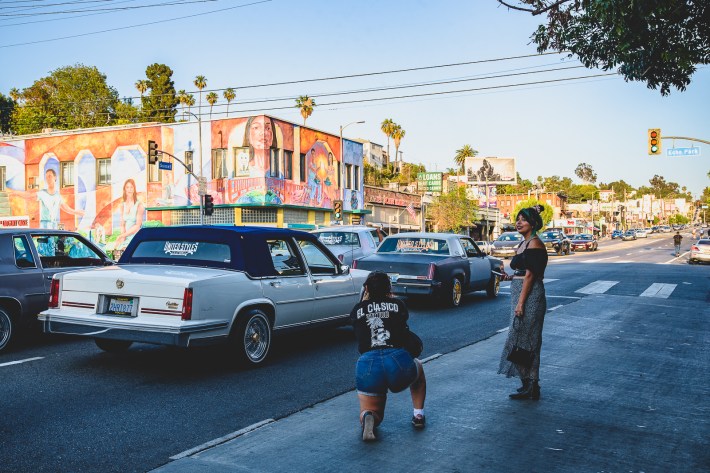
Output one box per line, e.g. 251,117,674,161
546,295,582,299
575,280,619,294
420,353,443,363
640,283,677,299
663,251,689,264
626,253,634,256
548,305,564,311
543,278,559,284
580,256,619,263
496,327,509,333
0,357,44,368
170,419,275,460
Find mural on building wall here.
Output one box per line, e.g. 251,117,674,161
343,139,364,212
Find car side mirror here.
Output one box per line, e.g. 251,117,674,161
340,265,350,275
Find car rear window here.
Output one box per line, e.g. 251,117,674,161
378,237,450,255
698,240,710,246
497,233,523,242
316,232,360,246
131,240,232,263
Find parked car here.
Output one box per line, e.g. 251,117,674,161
539,230,571,256
569,233,598,251
611,230,623,239
353,232,504,307
621,230,637,241
689,239,710,264
311,225,379,266
491,232,524,259
0,229,113,352
475,241,492,255
39,226,369,366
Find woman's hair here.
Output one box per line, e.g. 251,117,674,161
364,270,391,299
516,204,545,234
122,178,137,202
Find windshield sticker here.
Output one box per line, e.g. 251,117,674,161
164,242,200,256
396,239,439,252
320,235,344,245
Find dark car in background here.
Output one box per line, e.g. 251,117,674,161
611,230,623,239
569,233,598,251
0,229,112,352
491,232,523,259
353,232,503,307
539,230,571,256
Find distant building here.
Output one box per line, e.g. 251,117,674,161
357,139,386,169
497,192,567,222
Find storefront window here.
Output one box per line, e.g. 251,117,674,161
97,159,111,186
60,162,74,188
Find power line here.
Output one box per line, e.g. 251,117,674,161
0,0,271,48
0,0,140,26
0,0,219,16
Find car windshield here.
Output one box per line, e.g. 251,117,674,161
576,235,592,240
316,232,360,246
131,240,232,263
496,233,523,242
698,240,710,246
541,232,561,239
378,237,450,255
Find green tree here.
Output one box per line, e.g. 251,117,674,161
223,88,236,117
0,93,15,132
114,98,140,125
599,179,634,197
574,162,597,184
380,118,395,164
8,88,21,102
194,75,207,119
668,214,690,225
512,197,554,230
185,94,195,116
498,0,709,95
427,186,479,233
392,124,406,169
143,64,178,123
135,80,149,100
176,89,188,117
206,92,218,119
498,172,533,194
11,64,120,134
454,144,478,174
566,184,599,203
295,95,315,125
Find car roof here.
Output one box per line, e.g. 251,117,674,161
0,228,85,235
312,225,372,232
384,232,460,239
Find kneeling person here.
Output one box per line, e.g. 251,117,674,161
351,271,426,442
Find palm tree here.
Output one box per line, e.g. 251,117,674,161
295,95,315,125
177,89,188,118
380,118,395,165
9,87,21,103
454,144,478,175
206,92,218,119
194,75,207,119
223,88,236,117
135,80,149,112
391,125,406,171
185,94,196,117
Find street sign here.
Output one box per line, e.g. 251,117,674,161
417,172,443,192
198,177,207,196
158,161,172,170
667,147,701,157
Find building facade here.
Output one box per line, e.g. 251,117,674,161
0,115,367,238
363,185,422,234
497,192,568,223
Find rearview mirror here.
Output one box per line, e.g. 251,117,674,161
340,265,350,275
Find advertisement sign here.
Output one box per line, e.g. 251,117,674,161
468,185,497,208
0,216,30,228
465,157,516,185
417,172,443,192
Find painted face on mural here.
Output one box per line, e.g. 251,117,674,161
249,116,274,151
45,169,57,191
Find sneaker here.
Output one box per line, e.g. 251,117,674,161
362,411,376,441
412,414,426,429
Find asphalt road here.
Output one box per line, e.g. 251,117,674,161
1,231,706,473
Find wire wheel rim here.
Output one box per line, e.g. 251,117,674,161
243,315,270,362
493,277,500,295
0,312,11,350
452,280,462,305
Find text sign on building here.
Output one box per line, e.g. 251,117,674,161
158,161,173,170
417,172,443,192
667,147,701,157
0,216,30,228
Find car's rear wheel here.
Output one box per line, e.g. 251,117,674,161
230,309,272,366
0,308,14,353
486,275,500,298
446,277,463,307
95,338,133,352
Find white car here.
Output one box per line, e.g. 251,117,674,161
634,229,649,238
311,225,380,266
475,241,492,255
39,226,369,366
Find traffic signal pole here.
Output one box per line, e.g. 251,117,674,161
149,148,205,223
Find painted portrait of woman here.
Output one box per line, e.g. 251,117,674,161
114,178,144,250
243,115,279,178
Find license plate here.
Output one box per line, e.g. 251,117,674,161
388,273,399,283
107,297,135,316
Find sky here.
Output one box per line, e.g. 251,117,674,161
1,0,708,196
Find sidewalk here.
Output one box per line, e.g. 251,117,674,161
152,295,709,473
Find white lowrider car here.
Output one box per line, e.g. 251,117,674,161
39,226,369,366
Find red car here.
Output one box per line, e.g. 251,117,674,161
569,234,598,251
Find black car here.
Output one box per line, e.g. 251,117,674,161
353,232,504,307
0,229,112,352
539,230,571,256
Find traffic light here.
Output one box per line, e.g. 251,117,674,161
648,129,662,155
333,200,343,222
148,140,159,164
203,194,214,216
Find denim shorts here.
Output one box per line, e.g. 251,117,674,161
355,347,420,396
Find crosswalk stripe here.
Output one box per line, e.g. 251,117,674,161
581,256,619,263
640,283,677,299
575,280,619,294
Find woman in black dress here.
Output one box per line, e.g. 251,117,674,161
498,205,548,400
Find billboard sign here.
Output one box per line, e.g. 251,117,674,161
468,185,497,208
417,172,443,192
465,157,516,185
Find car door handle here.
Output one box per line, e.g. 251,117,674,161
269,281,281,287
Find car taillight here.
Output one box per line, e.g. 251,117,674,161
427,263,435,280
181,288,193,321
351,259,358,269
691,246,699,251
49,278,60,308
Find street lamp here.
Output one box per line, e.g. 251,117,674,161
339,121,365,204
183,111,205,224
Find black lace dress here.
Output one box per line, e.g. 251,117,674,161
498,240,548,381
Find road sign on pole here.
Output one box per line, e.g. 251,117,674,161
158,161,173,170
667,147,701,157
198,177,207,196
